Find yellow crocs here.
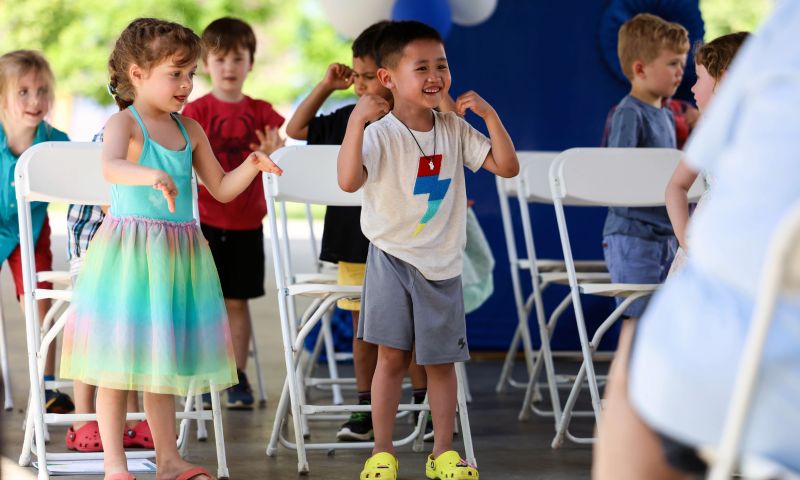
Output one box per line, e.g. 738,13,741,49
426,450,479,479
360,452,399,480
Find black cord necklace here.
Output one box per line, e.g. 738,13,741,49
395,110,437,171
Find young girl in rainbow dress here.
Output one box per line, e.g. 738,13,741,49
60,18,282,480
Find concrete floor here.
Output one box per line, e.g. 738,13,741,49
1,215,596,479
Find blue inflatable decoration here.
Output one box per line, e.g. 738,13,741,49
391,0,453,39
599,0,704,98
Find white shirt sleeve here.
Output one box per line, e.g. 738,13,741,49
454,114,492,173
361,123,382,184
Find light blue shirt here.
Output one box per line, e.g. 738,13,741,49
629,0,800,469
0,122,69,262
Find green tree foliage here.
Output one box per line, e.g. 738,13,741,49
700,0,773,40
0,0,354,106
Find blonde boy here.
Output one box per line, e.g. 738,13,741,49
603,13,689,322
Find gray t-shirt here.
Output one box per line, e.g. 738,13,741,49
603,94,676,239
361,111,491,280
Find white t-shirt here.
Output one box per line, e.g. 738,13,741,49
360,111,491,280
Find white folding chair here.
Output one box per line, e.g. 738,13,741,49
708,201,800,480
495,151,606,394
15,142,229,479
509,153,612,427
547,147,704,448
263,145,475,474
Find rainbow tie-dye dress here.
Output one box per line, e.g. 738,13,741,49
60,106,237,395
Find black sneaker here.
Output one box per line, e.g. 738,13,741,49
45,389,74,414
226,370,254,410
337,403,373,441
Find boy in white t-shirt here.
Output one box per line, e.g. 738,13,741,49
337,20,518,480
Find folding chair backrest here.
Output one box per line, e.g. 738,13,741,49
264,145,362,206
516,151,560,203
549,148,705,207
497,151,559,199
15,142,109,205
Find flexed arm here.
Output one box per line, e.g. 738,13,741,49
337,94,389,192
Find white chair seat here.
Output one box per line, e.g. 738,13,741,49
294,273,338,284
286,283,361,298
577,282,658,297
540,271,611,285
37,271,72,286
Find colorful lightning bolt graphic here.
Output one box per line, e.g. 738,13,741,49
412,154,450,236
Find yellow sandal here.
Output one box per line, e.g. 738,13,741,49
360,452,399,480
426,450,479,479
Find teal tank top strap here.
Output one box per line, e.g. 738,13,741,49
127,105,150,139
170,112,191,146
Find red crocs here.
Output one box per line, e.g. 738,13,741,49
65,421,103,452
123,420,154,449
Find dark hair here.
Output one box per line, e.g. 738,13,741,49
108,18,201,110
694,31,749,81
351,20,391,60
374,20,443,68
201,17,257,63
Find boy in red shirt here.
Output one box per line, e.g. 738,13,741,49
183,17,284,409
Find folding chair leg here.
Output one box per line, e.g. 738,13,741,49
195,393,208,441
455,362,472,403
0,297,13,411
455,363,476,466
551,361,587,449
320,313,344,405
496,326,522,392
209,382,230,479
519,292,572,422
266,377,290,457
19,390,35,467
302,325,325,383
248,316,267,406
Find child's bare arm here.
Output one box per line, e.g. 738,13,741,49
337,94,389,192
185,117,283,203
456,91,519,178
101,111,179,211
101,112,167,185
665,159,700,249
286,63,354,140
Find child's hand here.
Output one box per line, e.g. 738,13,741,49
153,171,178,213
353,94,390,124
455,91,495,119
322,63,354,91
249,127,285,155
248,150,283,176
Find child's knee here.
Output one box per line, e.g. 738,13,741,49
378,346,411,375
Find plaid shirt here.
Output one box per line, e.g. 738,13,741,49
66,131,105,261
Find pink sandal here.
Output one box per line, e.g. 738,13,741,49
66,421,103,452
176,466,213,480
123,420,154,449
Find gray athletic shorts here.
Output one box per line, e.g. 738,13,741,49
358,244,469,365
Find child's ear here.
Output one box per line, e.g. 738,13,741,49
632,59,646,79
129,64,144,86
377,67,393,89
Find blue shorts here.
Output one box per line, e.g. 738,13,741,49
602,234,677,318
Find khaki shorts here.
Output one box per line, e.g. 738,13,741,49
337,261,366,310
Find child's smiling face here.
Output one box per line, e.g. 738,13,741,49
135,56,197,112
4,71,51,128
382,39,451,110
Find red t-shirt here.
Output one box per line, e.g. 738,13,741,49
182,93,284,230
